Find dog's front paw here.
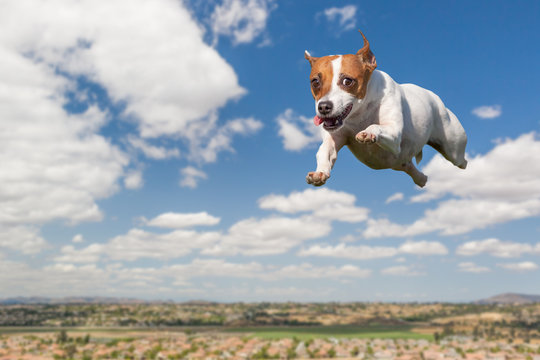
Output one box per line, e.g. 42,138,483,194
356,130,377,144
306,171,329,186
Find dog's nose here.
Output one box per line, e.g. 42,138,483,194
318,101,333,116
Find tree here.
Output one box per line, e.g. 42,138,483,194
56,330,68,344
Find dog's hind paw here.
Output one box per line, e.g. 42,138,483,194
306,171,329,186
356,130,377,143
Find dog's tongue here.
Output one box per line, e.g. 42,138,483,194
313,115,323,126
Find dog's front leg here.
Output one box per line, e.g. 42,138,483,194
356,121,402,155
306,132,345,186
356,100,403,155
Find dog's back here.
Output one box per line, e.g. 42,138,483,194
399,81,468,169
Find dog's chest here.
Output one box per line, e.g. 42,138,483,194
345,139,397,169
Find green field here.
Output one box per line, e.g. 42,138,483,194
0,325,433,341
225,325,433,341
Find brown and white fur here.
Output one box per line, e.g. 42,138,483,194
305,31,467,188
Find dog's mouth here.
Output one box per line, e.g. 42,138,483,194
313,103,353,131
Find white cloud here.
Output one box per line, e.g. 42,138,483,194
276,109,321,151
72,234,84,243
211,0,276,45
127,135,180,160
0,257,374,298
169,258,265,279
298,243,398,260
385,192,404,204
203,216,331,256
61,227,222,263
190,117,263,163
0,51,128,226
145,212,220,229
106,228,221,261
1,0,255,176
472,105,502,119
259,188,369,223
320,5,357,33
124,168,144,190
398,240,448,256
179,166,208,188
456,238,535,258
497,261,538,272
364,133,540,238
0,225,47,254
0,0,267,252
270,263,371,280
381,265,424,277
298,240,447,260
2,0,246,140
458,262,490,273
55,244,104,263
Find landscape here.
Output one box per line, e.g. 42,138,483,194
1,294,540,359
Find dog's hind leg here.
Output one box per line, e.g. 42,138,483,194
428,108,468,169
394,161,428,187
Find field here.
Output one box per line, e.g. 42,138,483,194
0,324,432,341
225,324,433,340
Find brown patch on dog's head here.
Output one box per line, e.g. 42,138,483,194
305,31,377,101
338,31,377,99
305,52,339,101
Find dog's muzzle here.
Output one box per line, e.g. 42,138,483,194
313,103,353,131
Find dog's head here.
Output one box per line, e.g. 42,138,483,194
305,31,377,131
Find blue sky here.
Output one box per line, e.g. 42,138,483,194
1,0,539,302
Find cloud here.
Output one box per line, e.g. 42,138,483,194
398,240,448,256
381,265,425,277
320,5,357,33
0,56,128,226
124,169,144,190
0,225,47,254
364,133,540,238
127,135,180,160
456,238,535,258
179,166,208,188
298,240,447,260
189,117,263,163
72,234,84,243
270,263,371,280
55,244,105,263
472,105,502,119
298,243,398,260
211,0,276,45
1,257,372,298
385,192,404,204
0,0,267,253
1,0,256,171
106,229,221,261
145,212,220,229
202,216,331,256
458,262,490,273
259,188,369,223
5,0,247,139
276,109,321,151
497,261,538,272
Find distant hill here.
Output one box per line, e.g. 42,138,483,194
0,296,172,305
476,293,540,305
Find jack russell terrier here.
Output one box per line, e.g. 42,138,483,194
305,31,467,187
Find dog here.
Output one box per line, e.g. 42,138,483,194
304,31,467,188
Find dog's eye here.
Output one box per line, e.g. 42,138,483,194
311,78,321,89
341,77,354,87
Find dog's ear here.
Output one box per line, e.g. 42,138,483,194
356,30,377,70
304,50,319,66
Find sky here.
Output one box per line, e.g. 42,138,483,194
0,0,539,302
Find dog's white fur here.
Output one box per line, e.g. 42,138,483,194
306,54,467,188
